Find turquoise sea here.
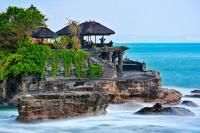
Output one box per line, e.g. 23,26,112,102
123,43,200,88
0,43,200,133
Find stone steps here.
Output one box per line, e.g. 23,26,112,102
100,60,117,79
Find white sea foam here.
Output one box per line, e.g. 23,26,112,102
0,86,200,133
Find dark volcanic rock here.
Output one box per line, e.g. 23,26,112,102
135,103,195,116
181,100,199,107
185,94,200,98
191,90,200,93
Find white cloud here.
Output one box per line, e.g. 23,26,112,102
185,36,200,41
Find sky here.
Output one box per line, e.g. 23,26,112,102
0,0,200,43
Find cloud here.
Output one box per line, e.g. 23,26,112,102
185,36,200,41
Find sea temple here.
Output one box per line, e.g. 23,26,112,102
0,5,183,122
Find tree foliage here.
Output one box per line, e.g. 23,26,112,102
0,39,51,80
89,64,104,79
53,20,81,50
0,6,47,50
0,6,103,80
50,49,89,79
0,38,103,80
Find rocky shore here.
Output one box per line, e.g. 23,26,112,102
17,91,113,122
7,70,183,122
135,103,195,116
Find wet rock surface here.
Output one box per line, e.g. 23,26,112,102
185,94,200,98
191,90,200,93
17,91,113,122
7,70,183,122
135,103,195,116
147,89,182,105
181,100,199,107
185,90,200,98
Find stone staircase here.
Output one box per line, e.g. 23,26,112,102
85,49,98,58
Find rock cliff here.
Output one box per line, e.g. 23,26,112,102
17,91,113,122
14,70,182,122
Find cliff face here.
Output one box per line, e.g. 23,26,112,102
0,79,6,101
17,91,113,122
4,69,181,122
116,78,162,99
3,70,181,122
94,71,181,104
99,71,163,102
0,74,41,102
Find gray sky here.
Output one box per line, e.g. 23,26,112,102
1,0,200,43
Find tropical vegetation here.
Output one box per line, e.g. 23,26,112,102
0,6,103,80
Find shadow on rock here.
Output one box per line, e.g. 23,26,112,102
181,100,199,107
134,103,195,116
191,90,200,93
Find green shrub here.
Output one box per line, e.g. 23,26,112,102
89,63,103,79
0,39,104,80
49,49,89,79
0,41,51,80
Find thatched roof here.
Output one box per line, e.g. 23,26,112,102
28,4,37,10
56,25,71,36
32,27,58,38
56,21,115,36
80,21,115,35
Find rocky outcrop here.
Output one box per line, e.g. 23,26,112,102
147,89,182,105
14,70,182,122
103,72,182,104
135,103,195,116
181,100,199,107
185,94,200,98
191,90,200,93
17,91,113,122
184,90,200,98
115,78,162,100
0,74,40,101
0,79,7,102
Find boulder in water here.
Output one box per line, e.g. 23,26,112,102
181,100,198,107
135,103,195,116
191,90,200,93
185,94,200,98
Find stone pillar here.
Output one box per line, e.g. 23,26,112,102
112,54,117,64
117,51,123,72
108,52,113,62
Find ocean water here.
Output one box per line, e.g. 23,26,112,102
0,43,200,133
122,43,200,88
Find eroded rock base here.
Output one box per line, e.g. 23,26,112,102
17,91,113,122
15,71,182,122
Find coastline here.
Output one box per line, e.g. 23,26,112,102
0,87,199,132
1,41,200,132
